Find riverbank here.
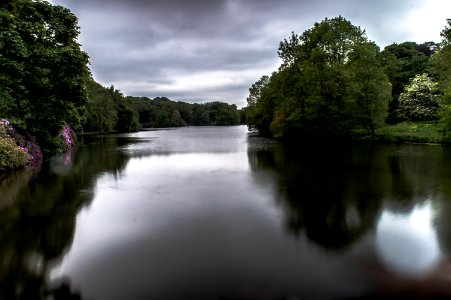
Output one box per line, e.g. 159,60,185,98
1,121,447,173
0,119,42,172
0,119,77,173
374,122,444,144
260,121,447,145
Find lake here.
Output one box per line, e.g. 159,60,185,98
2,125,451,299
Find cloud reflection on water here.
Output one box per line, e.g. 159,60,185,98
376,200,442,277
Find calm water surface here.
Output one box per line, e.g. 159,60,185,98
2,126,451,299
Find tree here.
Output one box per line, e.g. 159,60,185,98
85,80,117,132
347,43,391,134
125,96,240,128
397,73,439,121
432,19,451,139
246,75,272,134
380,42,430,122
430,20,451,93
416,41,439,57
199,101,237,126
0,0,90,150
248,16,390,139
192,105,210,125
170,109,186,127
438,85,451,140
115,104,140,132
440,19,451,46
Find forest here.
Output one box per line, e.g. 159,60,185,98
84,80,243,134
246,16,451,142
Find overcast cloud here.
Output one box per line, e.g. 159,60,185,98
49,0,451,107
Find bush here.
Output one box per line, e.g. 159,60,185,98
397,74,440,121
0,120,31,171
53,125,77,152
0,119,42,171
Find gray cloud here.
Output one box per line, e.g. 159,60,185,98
51,0,446,107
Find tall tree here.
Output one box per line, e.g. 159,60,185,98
0,0,90,150
432,19,451,139
246,75,272,135
85,80,118,132
248,16,390,139
440,19,451,46
380,42,429,122
347,43,391,134
430,19,451,91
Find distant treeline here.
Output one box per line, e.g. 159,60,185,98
83,80,245,133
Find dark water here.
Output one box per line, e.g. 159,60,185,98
2,126,451,299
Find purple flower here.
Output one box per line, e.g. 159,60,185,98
60,125,74,149
0,119,9,126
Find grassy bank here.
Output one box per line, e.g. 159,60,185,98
374,122,444,144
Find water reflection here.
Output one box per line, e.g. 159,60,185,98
376,200,442,277
3,127,451,299
248,140,451,298
0,136,138,300
49,149,75,176
248,142,382,251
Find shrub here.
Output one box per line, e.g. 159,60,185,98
397,74,440,121
0,119,42,171
0,120,31,171
56,125,76,152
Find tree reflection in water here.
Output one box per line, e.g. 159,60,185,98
248,141,383,251
248,139,451,298
3,131,451,299
0,136,136,300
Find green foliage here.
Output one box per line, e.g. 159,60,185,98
431,20,451,141
115,104,140,132
246,75,272,135
192,105,210,125
85,80,118,132
430,43,451,92
0,123,30,170
238,107,247,124
247,16,390,139
127,96,241,128
0,0,90,151
83,80,144,133
438,86,451,141
0,137,29,170
381,42,430,99
375,122,442,143
205,101,240,125
87,90,241,132
346,43,391,135
397,73,439,121
440,19,451,46
380,42,430,122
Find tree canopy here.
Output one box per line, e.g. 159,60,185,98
397,73,440,121
126,96,241,128
380,42,430,122
247,16,390,139
0,0,90,150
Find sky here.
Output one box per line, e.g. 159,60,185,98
49,0,451,108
